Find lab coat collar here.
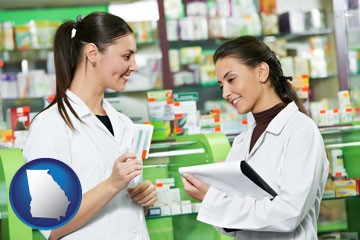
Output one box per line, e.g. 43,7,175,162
65,89,125,121
232,102,298,144
66,90,92,118
265,101,298,135
65,89,133,145
247,101,298,156
233,101,299,159
102,97,134,144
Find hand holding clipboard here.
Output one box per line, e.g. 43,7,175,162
179,160,277,199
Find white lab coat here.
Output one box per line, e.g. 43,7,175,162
23,90,149,240
197,102,329,240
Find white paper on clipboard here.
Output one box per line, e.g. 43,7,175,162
179,161,276,199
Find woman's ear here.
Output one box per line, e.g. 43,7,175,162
257,62,270,83
84,43,98,66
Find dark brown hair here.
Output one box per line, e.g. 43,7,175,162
213,35,307,114
39,11,133,129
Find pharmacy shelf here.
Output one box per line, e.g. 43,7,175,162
273,28,332,41
310,73,337,80
150,141,198,150
148,148,205,158
323,195,359,201
319,124,360,135
143,163,179,169
317,220,348,234
0,48,51,63
168,28,333,50
146,212,197,219
326,141,360,149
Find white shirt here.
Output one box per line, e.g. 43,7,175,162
23,90,149,240
197,102,329,240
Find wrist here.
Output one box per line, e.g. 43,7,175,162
104,178,123,195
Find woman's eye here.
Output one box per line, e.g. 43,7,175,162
219,85,223,90
124,54,131,60
228,78,235,83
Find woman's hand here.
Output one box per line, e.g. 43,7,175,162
182,173,209,201
128,180,157,207
109,152,142,193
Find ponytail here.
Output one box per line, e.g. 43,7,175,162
43,21,83,130
268,54,308,115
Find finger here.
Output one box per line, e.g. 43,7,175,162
129,182,154,200
128,187,146,200
183,174,203,188
127,169,142,181
138,190,157,206
128,180,151,194
124,161,142,173
182,177,198,192
117,152,137,162
182,176,189,186
136,190,156,206
141,194,157,207
182,176,191,187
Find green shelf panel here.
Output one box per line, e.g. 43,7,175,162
146,212,196,220
323,195,360,201
0,149,33,240
0,6,108,26
150,141,198,150
146,218,174,240
317,220,348,233
143,133,231,240
320,125,360,236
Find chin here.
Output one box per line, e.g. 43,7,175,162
116,83,127,90
117,86,126,92
236,107,248,115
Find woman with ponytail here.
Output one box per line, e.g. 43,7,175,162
23,12,155,240
182,36,329,240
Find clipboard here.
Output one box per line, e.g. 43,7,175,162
179,160,277,199
240,161,277,198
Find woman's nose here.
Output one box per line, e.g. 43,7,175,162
129,59,138,72
222,86,231,100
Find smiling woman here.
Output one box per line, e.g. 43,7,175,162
214,36,305,115
182,36,329,240
22,11,156,240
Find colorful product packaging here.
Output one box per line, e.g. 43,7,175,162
334,179,358,197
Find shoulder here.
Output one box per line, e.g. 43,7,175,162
283,111,324,147
232,128,251,144
29,104,68,134
23,104,72,162
278,102,319,133
289,110,319,132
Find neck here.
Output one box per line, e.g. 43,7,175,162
70,66,105,115
253,87,283,113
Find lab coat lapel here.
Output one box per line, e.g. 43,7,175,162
66,90,125,146
248,102,298,158
232,126,253,161
102,99,134,147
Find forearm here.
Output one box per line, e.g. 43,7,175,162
49,178,119,240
